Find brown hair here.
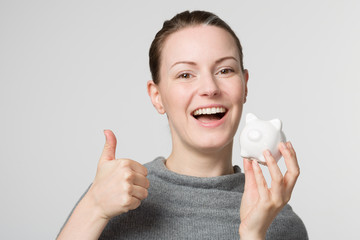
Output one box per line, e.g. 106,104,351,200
149,10,245,84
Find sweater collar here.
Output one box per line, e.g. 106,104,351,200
147,157,244,192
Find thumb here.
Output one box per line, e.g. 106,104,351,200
100,129,117,161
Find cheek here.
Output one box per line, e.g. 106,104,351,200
222,78,246,102
162,84,192,114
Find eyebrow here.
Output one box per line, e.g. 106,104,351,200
170,56,238,69
215,56,238,64
170,61,196,69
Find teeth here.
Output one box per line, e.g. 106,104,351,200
193,107,226,116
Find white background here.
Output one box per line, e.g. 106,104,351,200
1,0,359,239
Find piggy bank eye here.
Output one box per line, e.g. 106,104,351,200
247,129,262,142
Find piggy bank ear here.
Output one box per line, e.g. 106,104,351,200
270,118,282,130
246,113,258,123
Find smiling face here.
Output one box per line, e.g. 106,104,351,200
148,25,248,153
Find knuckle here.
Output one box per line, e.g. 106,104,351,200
291,169,300,179
123,170,135,182
284,149,292,158
145,178,150,188
259,194,270,204
103,144,113,153
123,182,133,194
143,189,149,199
132,199,141,210
290,151,297,160
121,195,133,207
290,149,296,157
120,159,132,168
143,167,148,176
266,154,276,163
272,175,283,184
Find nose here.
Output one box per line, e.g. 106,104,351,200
198,74,220,97
247,129,262,142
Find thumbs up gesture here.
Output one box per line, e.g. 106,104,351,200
87,130,150,220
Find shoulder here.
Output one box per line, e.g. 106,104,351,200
267,204,308,240
143,156,166,175
144,156,165,168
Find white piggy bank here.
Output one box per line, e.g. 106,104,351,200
240,113,286,164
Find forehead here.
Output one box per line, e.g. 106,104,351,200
161,25,239,68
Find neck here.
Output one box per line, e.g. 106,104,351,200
165,140,234,177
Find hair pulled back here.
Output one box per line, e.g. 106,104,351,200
149,10,245,84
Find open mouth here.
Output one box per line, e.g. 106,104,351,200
192,107,227,122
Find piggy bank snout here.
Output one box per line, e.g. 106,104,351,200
247,129,262,142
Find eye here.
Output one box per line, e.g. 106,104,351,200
218,68,234,75
178,73,192,79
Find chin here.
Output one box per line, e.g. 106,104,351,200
192,135,234,153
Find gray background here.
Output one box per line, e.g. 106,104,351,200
1,0,359,239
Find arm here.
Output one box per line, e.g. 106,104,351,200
57,192,109,240
57,130,150,240
239,141,300,239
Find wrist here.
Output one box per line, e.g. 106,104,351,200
82,187,111,221
57,192,110,240
239,233,264,240
239,226,265,240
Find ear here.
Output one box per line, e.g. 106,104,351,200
270,118,282,130
246,113,258,123
243,69,249,103
147,80,166,114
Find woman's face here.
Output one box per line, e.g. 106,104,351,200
150,25,248,152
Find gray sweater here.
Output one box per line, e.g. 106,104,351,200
65,157,308,239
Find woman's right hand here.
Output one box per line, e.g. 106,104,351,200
87,129,150,220
57,130,149,239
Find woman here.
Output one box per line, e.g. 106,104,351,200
58,10,308,239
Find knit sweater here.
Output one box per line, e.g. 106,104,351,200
64,157,308,239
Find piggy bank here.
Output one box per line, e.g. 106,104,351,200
240,113,286,164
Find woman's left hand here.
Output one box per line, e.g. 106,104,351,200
239,141,300,240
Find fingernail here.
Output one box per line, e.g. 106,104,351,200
288,141,293,149
280,142,287,149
